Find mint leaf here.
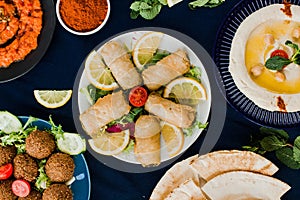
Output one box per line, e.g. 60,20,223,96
130,10,140,19
140,2,152,9
285,40,299,51
259,127,289,141
260,135,286,151
189,0,210,9
276,147,300,169
204,0,225,8
130,2,141,11
140,4,162,20
265,56,292,70
293,136,300,162
189,0,225,9
158,0,167,5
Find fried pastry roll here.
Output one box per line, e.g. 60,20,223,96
145,94,195,128
134,115,161,167
79,91,131,136
100,41,142,90
142,49,190,90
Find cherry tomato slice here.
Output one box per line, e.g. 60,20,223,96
12,179,31,198
129,86,148,107
0,163,13,180
270,49,289,59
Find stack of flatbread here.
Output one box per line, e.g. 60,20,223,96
150,150,291,200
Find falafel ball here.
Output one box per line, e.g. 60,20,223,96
42,184,72,200
18,189,42,200
25,130,56,159
0,179,17,200
0,145,17,166
45,153,74,183
13,154,38,182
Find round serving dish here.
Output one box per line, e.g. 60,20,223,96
56,0,110,35
213,0,300,127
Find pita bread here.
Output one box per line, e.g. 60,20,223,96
201,171,291,200
150,155,200,200
190,150,278,181
165,179,206,200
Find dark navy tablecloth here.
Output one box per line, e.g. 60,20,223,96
0,0,299,199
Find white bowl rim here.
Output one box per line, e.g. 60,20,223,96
56,0,111,36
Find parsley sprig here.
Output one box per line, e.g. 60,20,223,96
243,127,300,169
265,40,300,71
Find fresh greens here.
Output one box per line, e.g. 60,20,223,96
243,127,300,169
122,139,135,154
35,159,51,192
265,56,292,70
0,116,38,154
144,50,170,67
49,116,65,140
80,84,112,105
130,0,167,20
183,121,208,136
108,107,144,126
189,0,225,9
184,66,202,81
130,0,224,20
265,40,300,70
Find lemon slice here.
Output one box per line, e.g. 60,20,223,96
164,77,207,106
161,122,184,157
34,90,72,108
88,130,130,155
167,0,183,7
85,50,118,91
0,111,22,133
132,32,163,70
57,132,86,155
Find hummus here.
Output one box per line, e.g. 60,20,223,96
229,4,300,112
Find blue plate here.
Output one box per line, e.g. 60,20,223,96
212,0,300,127
18,116,91,200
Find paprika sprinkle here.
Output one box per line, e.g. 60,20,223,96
59,0,108,32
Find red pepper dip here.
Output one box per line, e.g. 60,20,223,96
59,0,108,32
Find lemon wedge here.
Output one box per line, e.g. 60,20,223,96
34,90,72,109
88,130,130,156
164,77,207,106
167,0,183,7
161,122,184,157
85,50,118,91
132,32,163,70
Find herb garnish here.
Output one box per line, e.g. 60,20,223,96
130,0,225,20
189,0,225,9
183,121,208,136
130,0,167,20
243,127,300,169
265,40,300,71
0,116,38,154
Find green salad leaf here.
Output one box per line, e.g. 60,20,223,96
0,116,38,154
184,66,202,81
183,121,208,136
35,159,51,192
108,107,144,126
